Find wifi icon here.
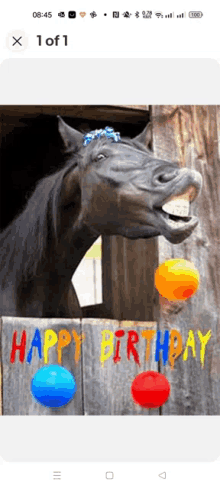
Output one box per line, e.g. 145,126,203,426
155,12,163,18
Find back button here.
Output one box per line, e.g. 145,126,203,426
159,472,166,479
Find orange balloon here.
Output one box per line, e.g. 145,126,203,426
155,259,199,302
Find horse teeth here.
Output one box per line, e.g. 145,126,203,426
162,198,189,217
167,219,186,228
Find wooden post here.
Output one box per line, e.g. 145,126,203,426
152,105,220,414
102,236,159,321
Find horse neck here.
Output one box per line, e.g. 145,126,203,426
54,222,100,281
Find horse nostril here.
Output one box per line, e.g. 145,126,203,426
156,171,177,184
158,174,167,183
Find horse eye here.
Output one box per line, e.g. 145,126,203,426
94,154,106,162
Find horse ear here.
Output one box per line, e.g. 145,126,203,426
133,122,152,150
57,116,83,151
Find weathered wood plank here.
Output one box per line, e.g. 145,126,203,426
0,105,149,126
0,317,83,415
152,105,220,414
82,318,158,415
102,236,158,321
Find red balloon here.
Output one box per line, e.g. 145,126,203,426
131,371,170,408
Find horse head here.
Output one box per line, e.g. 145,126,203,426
58,117,202,245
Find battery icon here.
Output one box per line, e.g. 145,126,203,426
188,11,203,18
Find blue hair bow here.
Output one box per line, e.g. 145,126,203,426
83,126,121,146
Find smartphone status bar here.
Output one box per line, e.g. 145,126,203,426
32,10,203,19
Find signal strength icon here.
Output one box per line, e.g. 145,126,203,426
165,13,174,18
155,12,163,18
53,472,61,481
177,12,186,18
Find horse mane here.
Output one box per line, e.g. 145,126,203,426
0,158,77,288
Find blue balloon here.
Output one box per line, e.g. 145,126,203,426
31,365,77,408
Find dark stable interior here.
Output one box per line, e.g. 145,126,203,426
0,106,149,230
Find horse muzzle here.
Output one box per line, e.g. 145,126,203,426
154,168,203,244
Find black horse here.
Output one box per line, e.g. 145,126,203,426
0,117,202,318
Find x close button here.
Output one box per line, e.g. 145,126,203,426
12,36,22,46
6,30,28,51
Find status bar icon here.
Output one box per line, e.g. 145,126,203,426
68,11,76,18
